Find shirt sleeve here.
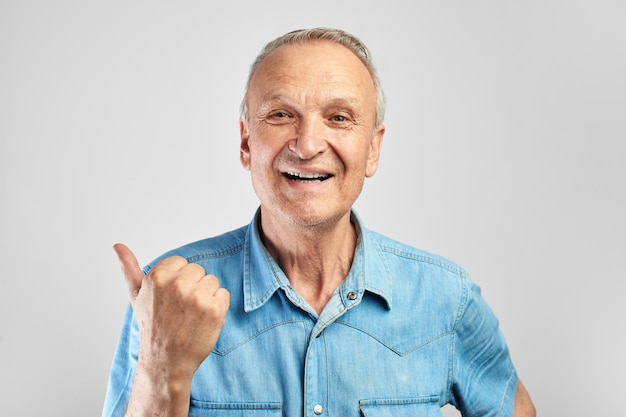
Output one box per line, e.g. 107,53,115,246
451,279,518,417
102,305,139,417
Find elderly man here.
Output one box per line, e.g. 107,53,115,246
104,28,535,416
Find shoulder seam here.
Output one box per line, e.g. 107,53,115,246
186,242,245,263
377,243,466,277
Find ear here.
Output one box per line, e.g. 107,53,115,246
240,119,251,171
365,124,385,177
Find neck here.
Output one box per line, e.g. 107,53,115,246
259,210,357,314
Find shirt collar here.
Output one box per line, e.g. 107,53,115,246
243,209,392,313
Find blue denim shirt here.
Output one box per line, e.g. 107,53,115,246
103,210,518,417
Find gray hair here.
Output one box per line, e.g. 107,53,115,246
240,27,386,126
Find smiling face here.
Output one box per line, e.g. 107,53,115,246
240,40,384,229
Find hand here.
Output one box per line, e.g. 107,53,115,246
113,243,230,389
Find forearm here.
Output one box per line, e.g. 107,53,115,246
512,380,536,417
124,362,193,417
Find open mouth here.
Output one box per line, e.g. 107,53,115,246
283,172,333,182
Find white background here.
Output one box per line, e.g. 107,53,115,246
1,1,624,416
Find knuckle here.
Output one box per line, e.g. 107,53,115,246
185,262,206,276
148,256,189,285
147,268,168,287
189,288,208,305
172,276,185,291
161,255,188,268
204,302,225,321
205,274,220,288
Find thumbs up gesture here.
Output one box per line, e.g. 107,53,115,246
113,243,230,414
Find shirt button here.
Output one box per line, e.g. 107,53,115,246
313,404,323,415
347,291,357,300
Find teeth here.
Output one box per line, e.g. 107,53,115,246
285,172,331,181
287,172,326,179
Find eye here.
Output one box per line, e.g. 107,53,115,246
329,113,355,126
264,110,294,125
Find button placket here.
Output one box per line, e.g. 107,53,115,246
304,324,328,417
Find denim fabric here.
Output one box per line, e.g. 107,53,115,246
103,210,517,417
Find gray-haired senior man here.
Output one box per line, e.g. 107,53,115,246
104,28,536,417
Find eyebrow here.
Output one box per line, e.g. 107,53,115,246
258,94,363,111
258,94,297,108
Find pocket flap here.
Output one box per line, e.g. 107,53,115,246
359,396,440,417
189,401,282,417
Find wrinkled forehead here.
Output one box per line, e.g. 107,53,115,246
248,41,377,108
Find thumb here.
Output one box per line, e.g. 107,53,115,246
113,243,144,303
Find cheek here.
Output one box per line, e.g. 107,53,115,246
339,144,373,174
248,126,291,163
247,139,278,177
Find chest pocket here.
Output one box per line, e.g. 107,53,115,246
189,401,282,417
359,396,441,417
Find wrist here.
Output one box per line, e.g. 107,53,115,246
126,359,194,417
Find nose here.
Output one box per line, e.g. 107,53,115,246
288,116,328,160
